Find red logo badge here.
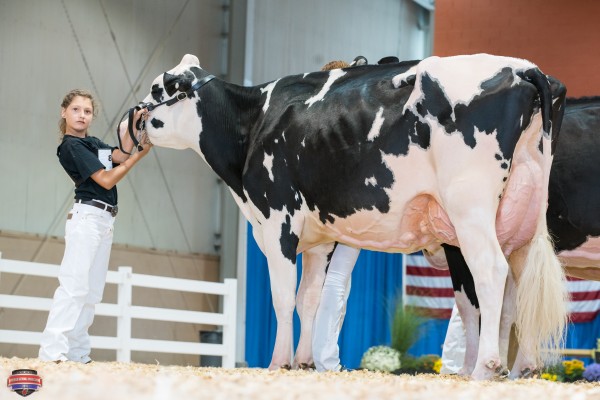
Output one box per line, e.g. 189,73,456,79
6,369,42,397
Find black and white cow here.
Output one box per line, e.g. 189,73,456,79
121,54,568,380
437,96,600,378
549,96,600,279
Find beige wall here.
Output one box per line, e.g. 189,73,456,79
0,231,220,366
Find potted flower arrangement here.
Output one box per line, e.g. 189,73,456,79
359,296,442,374
583,363,600,381
541,359,586,382
359,345,402,372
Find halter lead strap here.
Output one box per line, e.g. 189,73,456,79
117,74,216,155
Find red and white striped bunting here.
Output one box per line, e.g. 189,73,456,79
403,254,600,322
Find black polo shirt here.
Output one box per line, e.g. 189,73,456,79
57,135,118,206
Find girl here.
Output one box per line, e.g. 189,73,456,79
39,89,152,363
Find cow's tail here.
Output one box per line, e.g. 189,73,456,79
515,228,568,367
519,69,552,137
514,69,568,366
514,67,568,368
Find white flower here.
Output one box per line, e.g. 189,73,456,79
360,345,402,373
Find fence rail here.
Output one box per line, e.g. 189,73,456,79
0,255,237,367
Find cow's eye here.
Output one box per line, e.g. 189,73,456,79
151,84,164,103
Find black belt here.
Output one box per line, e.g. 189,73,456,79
75,199,118,217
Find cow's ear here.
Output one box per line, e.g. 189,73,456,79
181,54,200,66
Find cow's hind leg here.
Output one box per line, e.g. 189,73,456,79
443,192,508,380
499,270,516,376
442,244,481,376
293,243,335,369
457,230,507,380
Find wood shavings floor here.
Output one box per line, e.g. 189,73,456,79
2,357,600,400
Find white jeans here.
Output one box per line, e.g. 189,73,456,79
312,244,360,372
440,304,466,374
39,203,114,363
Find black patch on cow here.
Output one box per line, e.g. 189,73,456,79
163,70,197,98
324,243,338,274
456,68,534,158
238,61,422,223
279,215,300,264
495,153,502,160
150,118,164,129
417,73,458,134
414,68,540,165
381,111,430,155
442,243,479,309
151,84,164,103
187,70,261,202
547,96,600,252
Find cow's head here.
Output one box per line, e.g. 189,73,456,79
135,54,208,153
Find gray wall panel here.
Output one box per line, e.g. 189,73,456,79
0,0,432,258
0,0,223,254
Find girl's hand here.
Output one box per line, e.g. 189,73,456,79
137,133,153,156
132,108,148,137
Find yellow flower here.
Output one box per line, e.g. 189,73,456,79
563,359,585,376
433,358,443,374
541,373,558,381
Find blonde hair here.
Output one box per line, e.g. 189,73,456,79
59,89,99,139
321,60,350,71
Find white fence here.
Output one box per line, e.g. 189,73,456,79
0,255,237,368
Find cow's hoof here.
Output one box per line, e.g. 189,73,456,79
472,359,504,380
496,367,510,379
519,367,539,379
298,363,316,371
280,364,292,370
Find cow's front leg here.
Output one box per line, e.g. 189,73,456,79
264,219,301,370
293,243,335,369
267,259,297,370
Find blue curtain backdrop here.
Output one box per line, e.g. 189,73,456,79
245,224,600,368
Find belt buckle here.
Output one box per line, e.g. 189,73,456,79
111,205,118,217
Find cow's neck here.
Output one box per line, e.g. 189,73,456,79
199,82,264,201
